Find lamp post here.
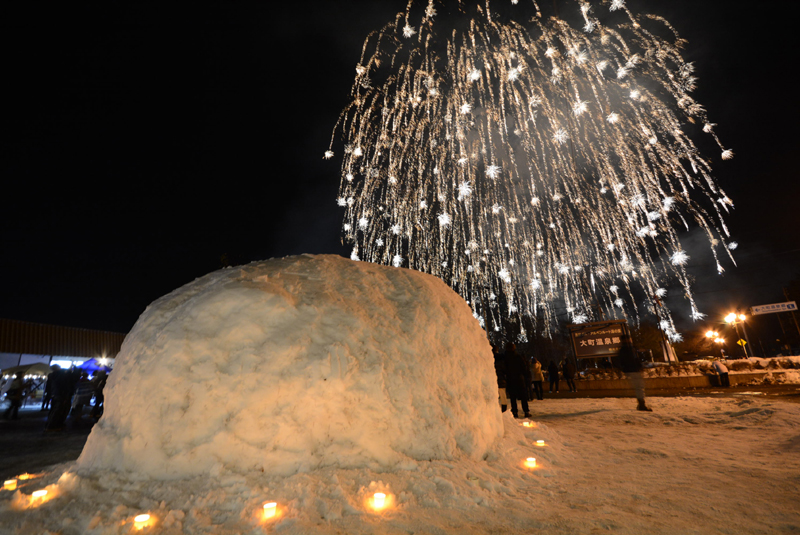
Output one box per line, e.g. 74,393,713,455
705,330,727,359
724,313,751,358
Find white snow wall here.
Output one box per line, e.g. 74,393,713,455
77,254,503,479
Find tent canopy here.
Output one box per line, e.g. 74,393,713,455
77,358,112,373
1,362,53,377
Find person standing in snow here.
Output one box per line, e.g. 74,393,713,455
530,357,544,400
618,336,652,412
41,365,59,410
504,343,532,419
3,375,24,420
712,359,730,387
493,346,509,413
90,370,108,418
45,366,79,431
547,360,560,393
563,358,577,393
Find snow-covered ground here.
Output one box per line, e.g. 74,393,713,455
2,256,798,533
1,395,799,534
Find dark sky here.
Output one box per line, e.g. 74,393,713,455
1,1,798,335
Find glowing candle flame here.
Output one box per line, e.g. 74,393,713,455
133,513,153,530
4,480,16,491
536,440,545,446
373,492,386,509
525,457,537,468
263,502,277,519
31,490,47,498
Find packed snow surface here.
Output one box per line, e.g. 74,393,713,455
77,254,502,479
2,395,800,534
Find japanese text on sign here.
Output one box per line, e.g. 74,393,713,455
751,302,797,315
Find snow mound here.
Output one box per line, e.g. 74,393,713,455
77,254,502,479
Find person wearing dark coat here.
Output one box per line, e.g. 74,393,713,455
90,370,108,419
493,346,509,412
41,365,60,410
45,367,80,431
563,359,577,393
3,376,24,420
547,360,560,393
618,336,652,411
504,343,532,419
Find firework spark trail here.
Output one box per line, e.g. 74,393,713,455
328,0,735,341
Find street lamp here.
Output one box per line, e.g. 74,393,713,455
705,330,725,359
724,313,750,358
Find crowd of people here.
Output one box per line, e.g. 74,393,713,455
0,365,108,428
492,343,580,418
493,339,651,416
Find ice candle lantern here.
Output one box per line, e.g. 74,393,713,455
373,493,386,509
133,514,151,530
525,457,537,468
263,502,277,520
4,479,16,491
536,440,546,446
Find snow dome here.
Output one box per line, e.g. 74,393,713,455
77,254,502,479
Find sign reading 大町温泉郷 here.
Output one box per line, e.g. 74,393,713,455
750,302,797,315
567,320,629,358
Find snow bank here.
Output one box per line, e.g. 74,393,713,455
77,254,502,479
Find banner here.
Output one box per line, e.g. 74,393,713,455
568,321,628,358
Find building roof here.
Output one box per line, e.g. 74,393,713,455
0,318,126,358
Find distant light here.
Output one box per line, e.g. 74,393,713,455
525,457,537,468
31,490,47,498
536,440,545,446
4,480,16,491
373,493,386,509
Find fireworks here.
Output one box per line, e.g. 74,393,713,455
329,0,735,338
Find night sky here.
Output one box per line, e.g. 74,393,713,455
2,1,798,336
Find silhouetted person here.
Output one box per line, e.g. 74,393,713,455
71,371,94,423
45,367,80,431
3,376,24,420
90,370,108,419
619,336,652,411
531,357,544,400
563,358,577,393
504,343,532,419
547,360,560,393
493,346,508,412
41,365,60,410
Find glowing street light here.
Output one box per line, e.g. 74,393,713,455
724,312,751,357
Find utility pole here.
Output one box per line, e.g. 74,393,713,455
783,287,800,339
